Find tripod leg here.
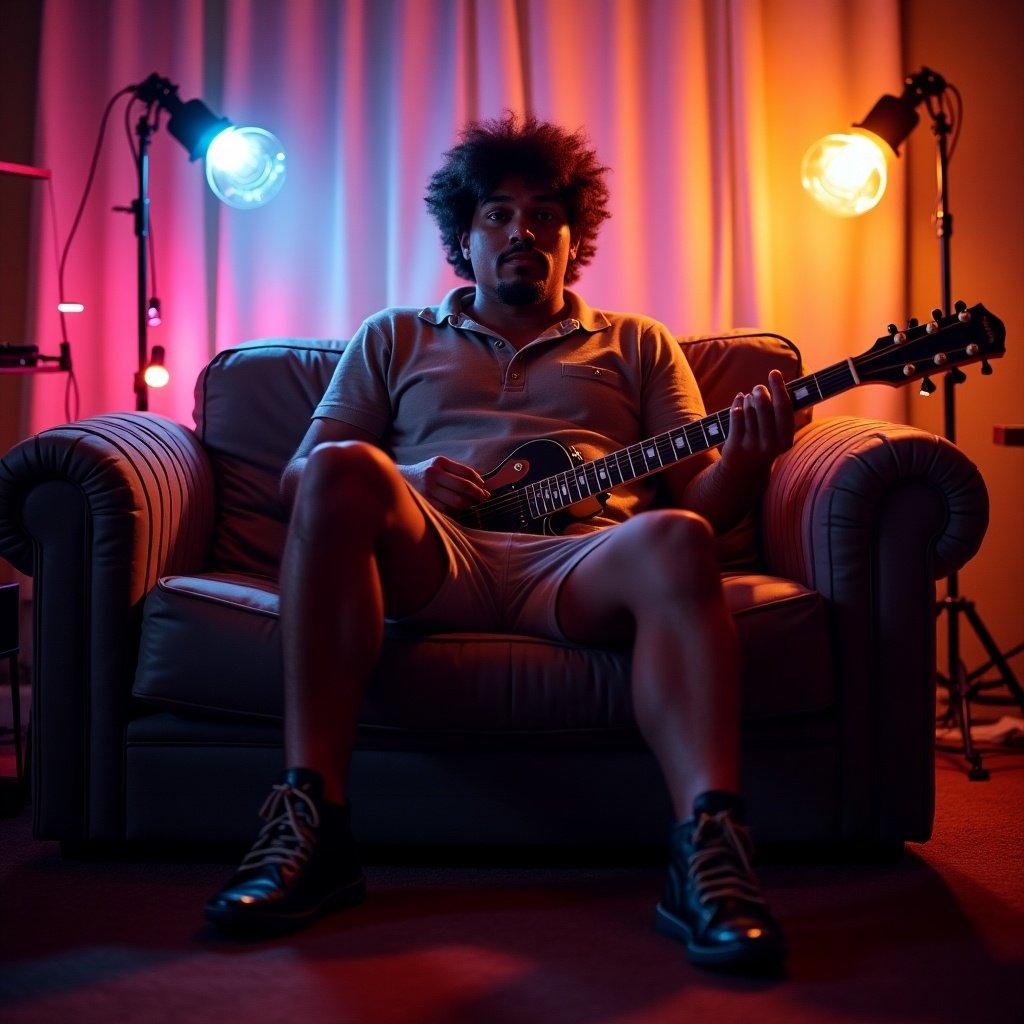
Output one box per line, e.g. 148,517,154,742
962,602,1024,715
949,655,990,781
937,595,990,780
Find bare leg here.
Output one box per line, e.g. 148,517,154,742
280,441,449,804
555,509,740,820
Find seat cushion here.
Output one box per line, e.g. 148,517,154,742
133,570,834,729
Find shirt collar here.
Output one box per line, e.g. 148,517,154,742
419,286,612,334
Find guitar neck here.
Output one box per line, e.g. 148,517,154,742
523,357,859,516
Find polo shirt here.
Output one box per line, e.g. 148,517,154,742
313,286,707,530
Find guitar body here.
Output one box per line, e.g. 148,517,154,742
462,438,606,535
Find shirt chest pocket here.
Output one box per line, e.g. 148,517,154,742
560,363,623,388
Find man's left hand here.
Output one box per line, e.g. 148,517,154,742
720,369,794,475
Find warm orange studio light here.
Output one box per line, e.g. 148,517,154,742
802,68,951,218
800,131,893,217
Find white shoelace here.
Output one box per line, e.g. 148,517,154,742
688,810,766,907
239,782,321,873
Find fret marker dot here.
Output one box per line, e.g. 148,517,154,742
795,386,810,400
708,424,720,436
674,437,685,448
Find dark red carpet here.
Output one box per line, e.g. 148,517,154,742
1,740,1022,1022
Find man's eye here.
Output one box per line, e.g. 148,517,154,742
486,210,509,222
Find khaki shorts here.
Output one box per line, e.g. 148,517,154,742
388,484,615,641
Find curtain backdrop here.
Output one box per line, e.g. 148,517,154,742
29,0,905,433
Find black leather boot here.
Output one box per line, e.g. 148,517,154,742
655,791,787,971
205,768,366,935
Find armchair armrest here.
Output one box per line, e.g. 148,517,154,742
0,413,215,840
761,416,989,841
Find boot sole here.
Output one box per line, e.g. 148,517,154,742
205,875,368,937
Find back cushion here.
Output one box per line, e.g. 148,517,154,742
193,332,805,577
193,339,345,576
679,331,808,420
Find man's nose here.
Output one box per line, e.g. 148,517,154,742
509,218,535,244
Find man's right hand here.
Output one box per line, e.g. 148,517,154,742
399,457,491,514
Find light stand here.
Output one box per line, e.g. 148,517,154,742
133,113,154,411
915,76,1024,780
804,68,1024,779
125,73,286,411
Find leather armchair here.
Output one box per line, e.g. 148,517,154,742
0,331,989,853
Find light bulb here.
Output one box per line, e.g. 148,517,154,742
143,345,169,389
801,131,892,217
205,126,286,209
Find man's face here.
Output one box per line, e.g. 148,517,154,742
460,178,578,307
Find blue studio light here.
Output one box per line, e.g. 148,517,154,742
204,125,287,209
136,74,286,209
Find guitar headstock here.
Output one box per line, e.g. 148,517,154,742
856,302,1005,387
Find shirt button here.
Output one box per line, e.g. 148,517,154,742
510,372,520,380
495,340,505,348
593,369,602,376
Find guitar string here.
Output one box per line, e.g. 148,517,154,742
460,327,977,527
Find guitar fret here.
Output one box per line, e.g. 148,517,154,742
670,428,691,459
632,443,651,473
645,440,664,467
525,483,542,520
555,472,572,508
541,478,556,511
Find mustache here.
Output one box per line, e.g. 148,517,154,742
500,244,545,264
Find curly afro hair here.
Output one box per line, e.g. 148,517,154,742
424,112,611,285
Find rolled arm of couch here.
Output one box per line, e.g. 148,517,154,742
0,413,216,840
761,415,989,841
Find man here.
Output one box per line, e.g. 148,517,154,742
206,113,794,972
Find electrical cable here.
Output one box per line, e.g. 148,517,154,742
54,85,135,420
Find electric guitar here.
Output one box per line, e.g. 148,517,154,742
455,301,1005,535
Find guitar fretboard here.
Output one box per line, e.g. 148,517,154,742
522,358,859,521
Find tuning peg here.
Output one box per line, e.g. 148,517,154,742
950,367,967,385
887,323,899,335
931,308,943,320
919,376,937,396
981,360,993,375
908,318,919,328
954,299,967,313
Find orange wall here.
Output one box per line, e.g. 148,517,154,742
904,0,1024,688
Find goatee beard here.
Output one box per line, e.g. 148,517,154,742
496,279,544,307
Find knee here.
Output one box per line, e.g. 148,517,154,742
620,510,720,601
293,441,398,533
